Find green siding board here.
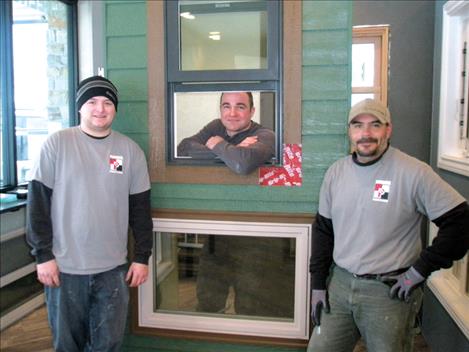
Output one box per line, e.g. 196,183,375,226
107,69,148,101
151,183,313,203
152,197,315,214
108,36,147,69
106,1,147,36
302,100,349,135
113,102,148,133
303,0,351,31
302,135,348,169
303,30,349,65
302,66,349,100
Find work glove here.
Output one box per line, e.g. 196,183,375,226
381,266,425,302
311,289,330,326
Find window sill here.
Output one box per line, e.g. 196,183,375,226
0,194,27,214
427,270,469,339
437,154,469,177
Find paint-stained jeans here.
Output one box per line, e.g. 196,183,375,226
45,264,129,352
307,265,423,352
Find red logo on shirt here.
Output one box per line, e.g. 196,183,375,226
109,155,123,174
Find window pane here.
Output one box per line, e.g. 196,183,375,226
0,0,14,188
173,90,276,158
352,43,375,87
0,77,5,186
351,93,375,106
155,232,295,321
179,0,268,71
12,0,72,183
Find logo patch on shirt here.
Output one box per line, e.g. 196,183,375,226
109,155,123,174
373,180,391,202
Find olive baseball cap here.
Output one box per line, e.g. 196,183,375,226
348,98,391,124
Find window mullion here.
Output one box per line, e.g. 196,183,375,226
0,0,17,189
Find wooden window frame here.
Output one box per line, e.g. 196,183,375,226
147,0,301,184
352,25,389,105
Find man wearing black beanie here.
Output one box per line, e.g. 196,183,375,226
27,75,153,351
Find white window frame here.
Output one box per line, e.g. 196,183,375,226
77,0,105,79
437,0,469,177
153,230,175,285
138,218,312,340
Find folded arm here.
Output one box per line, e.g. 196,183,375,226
210,129,275,175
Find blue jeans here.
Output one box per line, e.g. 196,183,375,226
307,265,423,352
45,264,129,352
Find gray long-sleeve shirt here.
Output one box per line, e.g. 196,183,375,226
177,119,275,175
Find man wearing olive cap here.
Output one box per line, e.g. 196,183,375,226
27,75,153,351
307,99,469,351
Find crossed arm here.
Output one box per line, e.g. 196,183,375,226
178,123,275,175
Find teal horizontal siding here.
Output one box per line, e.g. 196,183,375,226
303,30,349,65
106,1,147,36
151,183,313,203
302,65,349,100
113,102,148,133
107,36,147,69
107,69,148,101
303,0,351,30
302,99,349,135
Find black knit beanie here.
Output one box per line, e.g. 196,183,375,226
76,75,119,111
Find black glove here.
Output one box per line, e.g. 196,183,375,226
311,289,330,326
381,267,424,302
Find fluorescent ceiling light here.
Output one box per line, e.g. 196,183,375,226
180,12,195,20
209,31,221,40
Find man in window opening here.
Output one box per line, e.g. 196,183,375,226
308,99,469,352
26,76,153,352
177,91,275,175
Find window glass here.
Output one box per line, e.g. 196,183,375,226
351,93,375,106
172,90,276,159
155,232,295,320
0,0,15,188
12,0,74,184
352,43,374,87
179,0,268,71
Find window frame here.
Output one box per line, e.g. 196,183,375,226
0,0,78,191
136,216,312,342
165,0,280,82
164,0,283,168
148,0,301,184
167,82,281,165
1,0,17,190
436,0,469,177
352,25,389,106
